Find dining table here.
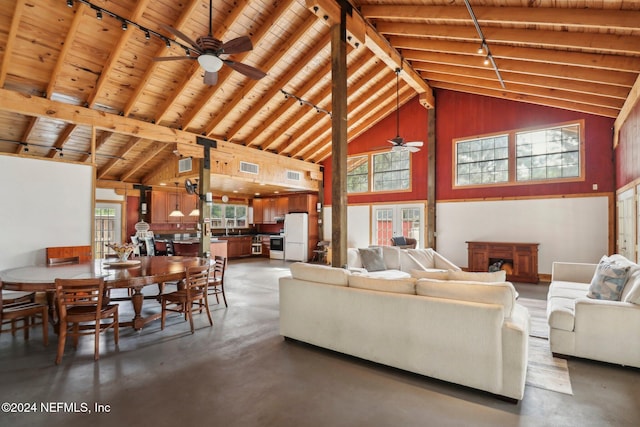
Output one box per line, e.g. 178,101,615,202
0,256,208,330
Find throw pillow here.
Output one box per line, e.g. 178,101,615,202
391,236,407,246
449,269,507,283
358,247,386,272
587,257,630,300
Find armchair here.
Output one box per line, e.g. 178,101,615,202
390,236,417,249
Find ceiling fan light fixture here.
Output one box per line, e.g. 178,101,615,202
198,54,223,72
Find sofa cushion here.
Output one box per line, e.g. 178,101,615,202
547,297,575,332
416,278,516,318
623,276,640,304
410,269,449,280
448,270,507,283
405,248,436,270
347,248,363,269
358,247,386,272
587,256,630,300
348,274,416,294
290,262,349,286
355,269,411,280
608,254,640,301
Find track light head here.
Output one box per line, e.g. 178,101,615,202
67,0,73,8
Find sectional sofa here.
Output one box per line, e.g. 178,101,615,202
547,254,640,368
279,261,530,401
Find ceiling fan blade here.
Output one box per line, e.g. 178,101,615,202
153,56,197,62
223,60,266,80
203,71,218,85
220,36,253,54
407,146,421,153
405,141,424,147
159,24,201,52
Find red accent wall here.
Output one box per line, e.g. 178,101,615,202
322,96,429,204
435,90,615,200
616,100,640,188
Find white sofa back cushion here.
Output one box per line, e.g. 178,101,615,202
411,269,450,280
416,278,517,318
449,269,507,282
290,262,350,286
349,275,416,294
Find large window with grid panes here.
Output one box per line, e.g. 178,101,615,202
454,120,584,187
347,150,411,194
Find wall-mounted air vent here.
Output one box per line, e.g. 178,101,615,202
178,157,192,173
240,161,259,175
286,170,302,181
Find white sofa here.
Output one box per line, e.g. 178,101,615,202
547,254,640,368
279,262,530,401
346,246,461,279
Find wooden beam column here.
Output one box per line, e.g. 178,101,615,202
426,107,436,249
197,137,216,258
330,1,350,267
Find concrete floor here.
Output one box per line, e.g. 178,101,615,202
2,258,639,427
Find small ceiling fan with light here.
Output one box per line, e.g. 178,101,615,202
387,68,423,153
153,0,266,85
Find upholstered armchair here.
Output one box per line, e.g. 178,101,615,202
390,236,417,249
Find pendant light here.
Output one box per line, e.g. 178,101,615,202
168,182,184,217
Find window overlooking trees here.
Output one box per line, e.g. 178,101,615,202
454,121,583,187
211,203,248,229
347,150,411,194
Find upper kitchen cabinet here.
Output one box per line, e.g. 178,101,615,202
288,193,318,213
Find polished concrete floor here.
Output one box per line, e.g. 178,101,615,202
2,258,639,427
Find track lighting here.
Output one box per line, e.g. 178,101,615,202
96,10,102,20
477,43,484,55
280,89,331,117
67,0,73,7
165,38,171,48
464,0,505,88
484,56,490,66
121,21,128,31
144,30,150,40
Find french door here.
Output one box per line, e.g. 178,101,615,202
94,202,122,259
617,189,635,261
372,204,424,248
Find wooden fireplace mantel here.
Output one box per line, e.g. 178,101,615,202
466,241,539,283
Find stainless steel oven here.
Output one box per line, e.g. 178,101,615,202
269,235,284,259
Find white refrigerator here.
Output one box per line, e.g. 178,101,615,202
284,213,309,262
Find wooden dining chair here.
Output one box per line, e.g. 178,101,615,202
0,280,48,346
54,277,119,364
161,264,212,334
208,256,228,307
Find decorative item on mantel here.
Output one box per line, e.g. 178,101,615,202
106,243,136,262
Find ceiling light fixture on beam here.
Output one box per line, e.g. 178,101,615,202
464,0,505,89
280,89,331,116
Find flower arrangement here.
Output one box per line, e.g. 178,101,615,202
106,242,136,261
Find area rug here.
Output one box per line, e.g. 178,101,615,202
518,297,574,395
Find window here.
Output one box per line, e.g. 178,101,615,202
347,150,411,194
347,156,369,193
454,121,583,187
211,203,248,229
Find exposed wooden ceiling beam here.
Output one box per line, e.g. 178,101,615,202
227,31,332,144
86,0,151,109
123,0,201,117
375,22,640,56
0,0,26,88
97,137,143,179
119,143,168,182
15,116,38,155
361,5,640,32
46,124,76,158
79,130,115,163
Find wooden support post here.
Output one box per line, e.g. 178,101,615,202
330,1,350,268
426,107,436,249
197,137,216,258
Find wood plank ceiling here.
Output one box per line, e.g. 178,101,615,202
0,0,638,196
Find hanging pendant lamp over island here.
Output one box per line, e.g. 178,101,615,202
169,182,184,217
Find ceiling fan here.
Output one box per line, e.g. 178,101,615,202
153,0,266,85
388,68,423,153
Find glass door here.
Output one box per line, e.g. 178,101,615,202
372,204,424,247
617,189,635,261
94,203,122,259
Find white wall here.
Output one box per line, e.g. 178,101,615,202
322,205,370,248
96,188,124,201
0,155,93,270
436,197,609,274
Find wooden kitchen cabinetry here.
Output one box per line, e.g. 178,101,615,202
288,193,318,213
252,199,264,224
150,191,197,224
466,241,539,283
218,236,252,258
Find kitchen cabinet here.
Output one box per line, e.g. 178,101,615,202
210,240,228,259
276,197,288,218
252,199,264,224
218,236,252,258
288,193,318,213
466,241,539,283
150,191,198,224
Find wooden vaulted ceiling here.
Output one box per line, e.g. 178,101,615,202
0,0,639,196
